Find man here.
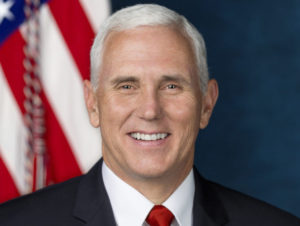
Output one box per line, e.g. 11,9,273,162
0,4,299,226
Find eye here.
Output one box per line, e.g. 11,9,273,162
167,84,177,89
121,84,132,89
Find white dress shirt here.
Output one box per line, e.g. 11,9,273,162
102,162,195,226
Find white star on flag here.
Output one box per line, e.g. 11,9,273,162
0,0,14,25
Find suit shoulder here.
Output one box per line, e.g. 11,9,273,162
0,175,83,225
204,179,300,225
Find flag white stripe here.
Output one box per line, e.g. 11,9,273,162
0,65,27,194
79,0,111,33
39,5,101,173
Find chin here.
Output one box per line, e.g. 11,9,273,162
130,162,171,180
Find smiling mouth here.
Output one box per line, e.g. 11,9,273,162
130,132,169,141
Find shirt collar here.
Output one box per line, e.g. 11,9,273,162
102,162,195,226
163,169,195,226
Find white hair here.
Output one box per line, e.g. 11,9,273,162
90,4,209,93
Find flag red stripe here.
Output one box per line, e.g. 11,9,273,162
0,156,20,203
48,0,95,80
42,91,82,183
0,30,82,184
0,30,26,114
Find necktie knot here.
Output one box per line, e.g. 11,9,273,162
146,205,174,226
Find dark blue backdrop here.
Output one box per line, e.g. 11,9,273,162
111,0,300,217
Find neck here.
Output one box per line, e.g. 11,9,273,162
131,168,192,204
103,158,193,204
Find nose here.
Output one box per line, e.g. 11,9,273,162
137,89,162,121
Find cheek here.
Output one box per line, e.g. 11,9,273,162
98,93,135,125
164,95,201,124
163,95,201,149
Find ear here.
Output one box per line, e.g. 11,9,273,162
199,79,219,129
83,80,100,128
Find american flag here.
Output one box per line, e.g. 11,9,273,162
0,0,110,203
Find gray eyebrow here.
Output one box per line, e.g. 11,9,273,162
109,74,190,86
110,76,139,86
160,75,190,86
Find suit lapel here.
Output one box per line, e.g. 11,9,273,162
193,168,229,226
72,159,116,226
71,161,229,226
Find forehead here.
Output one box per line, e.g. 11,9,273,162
100,26,196,74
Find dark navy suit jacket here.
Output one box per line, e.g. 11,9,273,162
0,159,299,226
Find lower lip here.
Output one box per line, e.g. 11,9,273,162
128,135,170,147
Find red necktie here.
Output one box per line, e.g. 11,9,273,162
146,205,174,226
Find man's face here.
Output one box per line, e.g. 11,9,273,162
85,26,218,185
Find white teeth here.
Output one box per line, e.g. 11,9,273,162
130,132,168,141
